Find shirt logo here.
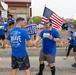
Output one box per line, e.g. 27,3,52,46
43,33,50,38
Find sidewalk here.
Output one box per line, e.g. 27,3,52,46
0,47,73,56
0,56,76,75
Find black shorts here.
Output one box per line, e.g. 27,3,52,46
0,35,5,40
9,22,14,26
9,23,12,26
11,56,30,70
12,22,14,24
5,30,8,32
73,46,76,52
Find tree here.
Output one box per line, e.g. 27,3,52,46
74,20,76,23
32,16,41,25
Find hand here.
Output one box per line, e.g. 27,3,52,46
49,35,53,40
1,27,5,30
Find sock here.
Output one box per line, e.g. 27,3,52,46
50,66,56,75
38,64,45,74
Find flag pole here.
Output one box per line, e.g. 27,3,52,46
45,4,46,7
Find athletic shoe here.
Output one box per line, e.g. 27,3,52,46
71,63,76,67
63,57,67,60
36,73,43,75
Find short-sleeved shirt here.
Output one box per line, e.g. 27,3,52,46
39,28,61,55
7,27,31,57
0,23,7,35
69,35,75,46
4,20,8,30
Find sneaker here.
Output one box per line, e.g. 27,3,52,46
63,57,67,60
71,63,76,67
36,73,43,75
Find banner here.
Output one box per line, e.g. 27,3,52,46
25,24,37,35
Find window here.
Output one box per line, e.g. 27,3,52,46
17,14,26,21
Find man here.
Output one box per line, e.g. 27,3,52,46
63,31,75,59
34,20,61,75
7,14,15,30
71,26,76,67
7,17,34,75
0,18,7,49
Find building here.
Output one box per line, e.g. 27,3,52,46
0,0,32,22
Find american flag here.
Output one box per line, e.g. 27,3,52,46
41,7,63,30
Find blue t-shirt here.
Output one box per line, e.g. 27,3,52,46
0,23,7,35
69,35,75,46
7,27,31,57
4,20,8,30
39,28,61,55
74,35,76,46
12,18,15,23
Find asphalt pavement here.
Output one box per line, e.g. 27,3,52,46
0,48,76,75
0,56,76,75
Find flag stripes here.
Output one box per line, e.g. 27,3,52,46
41,16,47,25
50,13,63,29
41,7,63,30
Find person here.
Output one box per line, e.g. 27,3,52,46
7,14,15,30
24,17,38,40
34,20,61,75
63,31,75,59
4,18,8,38
71,26,76,67
11,15,15,28
7,17,34,75
0,18,7,49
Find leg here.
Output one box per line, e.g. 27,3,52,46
49,63,55,75
24,69,31,75
36,51,45,75
11,56,18,75
1,35,5,49
36,60,45,75
46,54,55,75
73,52,76,63
12,69,17,75
1,40,4,47
34,35,36,40
66,45,73,57
18,56,30,74
71,46,76,67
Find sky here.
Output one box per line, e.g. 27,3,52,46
32,0,76,19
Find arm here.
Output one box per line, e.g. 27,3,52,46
34,36,41,44
53,38,61,43
1,27,6,31
27,40,34,46
49,35,61,43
